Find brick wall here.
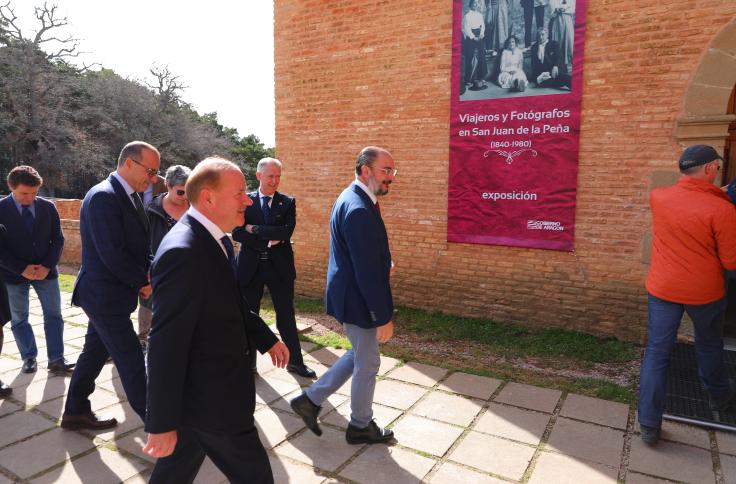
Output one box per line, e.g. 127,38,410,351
274,1,736,343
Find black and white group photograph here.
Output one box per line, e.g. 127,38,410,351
460,0,576,101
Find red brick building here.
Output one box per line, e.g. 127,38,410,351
272,1,736,343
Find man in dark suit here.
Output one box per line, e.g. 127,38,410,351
143,157,288,483
521,0,548,47
0,223,12,397
291,146,397,445
233,157,316,378
61,141,160,431
530,27,571,89
0,166,71,376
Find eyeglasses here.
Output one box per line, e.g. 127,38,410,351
130,158,159,177
376,167,398,177
175,189,186,196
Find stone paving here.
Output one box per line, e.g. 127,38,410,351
0,291,734,483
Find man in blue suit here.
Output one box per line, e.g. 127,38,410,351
291,146,397,445
0,166,71,375
61,141,160,431
143,157,288,483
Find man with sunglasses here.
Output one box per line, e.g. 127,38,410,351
291,146,398,445
61,141,160,431
639,144,736,445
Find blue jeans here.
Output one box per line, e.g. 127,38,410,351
306,323,380,428
7,278,65,362
638,294,730,428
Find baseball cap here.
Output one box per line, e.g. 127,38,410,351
678,145,723,171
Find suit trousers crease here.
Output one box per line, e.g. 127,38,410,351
65,311,146,420
306,323,380,428
149,425,273,484
243,260,304,368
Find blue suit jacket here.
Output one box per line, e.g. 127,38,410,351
146,214,278,433
0,196,64,284
233,191,296,285
325,183,393,328
72,174,150,316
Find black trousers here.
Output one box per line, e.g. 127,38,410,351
150,425,273,484
242,260,304,369
523,4,546,47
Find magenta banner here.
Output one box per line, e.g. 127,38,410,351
448,0,587,251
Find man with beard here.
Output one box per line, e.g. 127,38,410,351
291,146,397,445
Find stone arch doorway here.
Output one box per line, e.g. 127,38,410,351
674,20,736,334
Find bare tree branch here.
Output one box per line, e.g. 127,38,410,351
0,1,25,41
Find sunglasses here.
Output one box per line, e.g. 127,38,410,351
130,158,159,177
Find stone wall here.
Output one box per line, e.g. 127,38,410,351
273,0,736,342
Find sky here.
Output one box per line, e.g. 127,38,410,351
9,1,276,146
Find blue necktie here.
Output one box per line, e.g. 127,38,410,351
261,196,271,223
220,236,237,275
21,205,34,233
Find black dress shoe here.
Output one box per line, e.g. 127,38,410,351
346,420,394,445
60,412,118,430
22,357,37,374
0,380,11,398
639,424,660,445
47,358,75,376
290,393,322,436
287,364,317,379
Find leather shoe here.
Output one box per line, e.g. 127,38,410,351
47,358,75,376
290,393,322,436
22,357,37,373
346,420,394,445
0,380,11,398
61,412,118,431
639,424,660,445
287,364,317,379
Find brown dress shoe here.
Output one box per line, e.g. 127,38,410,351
0,380,11,398
60,412,118,430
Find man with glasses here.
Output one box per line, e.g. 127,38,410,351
61,141,160,431
638,144,736,445
291,146,398,445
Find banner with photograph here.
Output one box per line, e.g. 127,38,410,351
448,0,587,251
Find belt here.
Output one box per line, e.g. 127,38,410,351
259,250,270,260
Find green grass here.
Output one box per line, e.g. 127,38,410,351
300,331,352,350
396,306,636,364
58,273,76,293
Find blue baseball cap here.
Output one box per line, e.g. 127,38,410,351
679,145,723,171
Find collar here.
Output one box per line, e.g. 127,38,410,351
112,171,135,197
678,176,730,200
353,179,377,205
10,193,35,214
258,188,275,200
187,206,226,243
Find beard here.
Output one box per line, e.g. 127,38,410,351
368,175,391,196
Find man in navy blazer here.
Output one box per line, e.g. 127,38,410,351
291,146,397,445
0,166,70,375
143,157,288,483
233,157,316,378
61,141,160,431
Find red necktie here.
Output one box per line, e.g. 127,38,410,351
375,201,381,215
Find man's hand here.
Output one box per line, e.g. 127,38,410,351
35,266,50,280
246,224,254,234
552,65,559,78
377,321,394,343
270,240,281,246
390,260,396,278
21,265,38,280
267,340,289,368
143,430,177,458
139,284,152,299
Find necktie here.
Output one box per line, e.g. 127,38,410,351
375,201,381,216
221,236,237,275
21,205,34,233
261,196,271,223
132,192,150,232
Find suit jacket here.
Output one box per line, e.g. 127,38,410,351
325,183,393,329
72,174,150,316
0,196,64,285
233,191,296,285
531,40,565,78
145,213,279,433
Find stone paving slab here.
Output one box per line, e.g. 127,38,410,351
437,372,502,400
528,452,618,484
559,393,629,430
721,454,736,484
429,461,507,483
546,417,624,467
274,425,360,472
30,447,148,484
391,414,465,457
628,438,715,483
409,390,483,427
339,445,437,484
449,430,536,480
474,403,551,445
320,399,403,430
719,430,736,456
494,382,562,413
372,379,429,410
385,361,449,387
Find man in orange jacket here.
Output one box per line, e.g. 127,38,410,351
639,145,736,445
